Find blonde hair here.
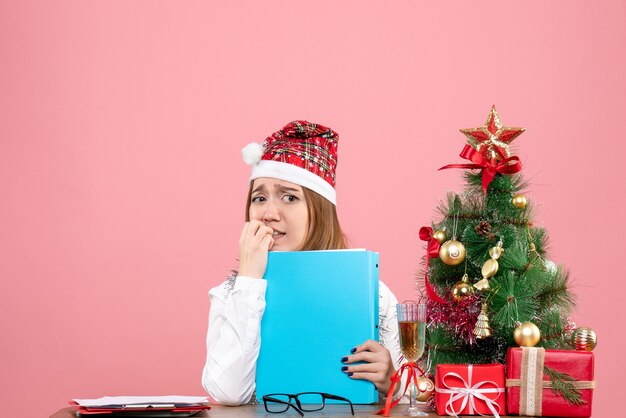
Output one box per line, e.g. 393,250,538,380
244,184,347,250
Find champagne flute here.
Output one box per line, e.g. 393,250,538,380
396,302,427,416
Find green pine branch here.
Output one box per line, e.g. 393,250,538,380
544,366,587,406
490,271,540,329
537,268,575,312
498,241,530,271
464,172,529,195
537,309,569,348
529,227,549,255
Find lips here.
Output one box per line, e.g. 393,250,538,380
272,231,285,238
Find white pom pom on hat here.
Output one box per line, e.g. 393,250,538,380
241,142,264,166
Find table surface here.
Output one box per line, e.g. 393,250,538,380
50,404,444,418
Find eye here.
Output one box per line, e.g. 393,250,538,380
283,195,298,203
251,195,266,204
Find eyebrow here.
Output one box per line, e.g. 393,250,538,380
275,184,302,193
252,183,302,194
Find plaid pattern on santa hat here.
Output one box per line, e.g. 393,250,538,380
242,121,339,205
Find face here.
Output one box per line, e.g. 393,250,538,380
248,178,309,251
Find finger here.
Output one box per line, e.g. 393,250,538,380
261,233,274,251
239,222,250,244
247,220,264,237
343,362,381,373
245,222,272,245
241,222,267,247
347,371,386,383
255,225,274,239
241,222,257,244
342,351,378,364
352,340,384,353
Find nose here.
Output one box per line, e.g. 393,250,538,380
262,198,280,222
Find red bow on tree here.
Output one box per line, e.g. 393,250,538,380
419,227,447,304
439,144,522,194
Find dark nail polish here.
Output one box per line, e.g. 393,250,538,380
347,372,354,376
351,347,357,353
341,366,348,371
341,356,348,363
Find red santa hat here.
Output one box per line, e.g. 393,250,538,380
241,121,339,205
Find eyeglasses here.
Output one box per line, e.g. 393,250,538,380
262,392,354,416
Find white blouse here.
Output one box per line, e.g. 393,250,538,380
202,275,406,405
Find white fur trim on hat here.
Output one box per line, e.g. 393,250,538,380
241,142,264,166
249,160,337,205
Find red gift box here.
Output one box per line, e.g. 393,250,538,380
435,364,506,417
506,347,595,417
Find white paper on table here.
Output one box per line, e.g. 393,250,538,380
72,395,209,407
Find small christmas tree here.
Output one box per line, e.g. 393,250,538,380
419,106,575,372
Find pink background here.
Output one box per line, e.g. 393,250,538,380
1,1,624,417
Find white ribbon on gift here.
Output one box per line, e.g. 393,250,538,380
435,365,504,418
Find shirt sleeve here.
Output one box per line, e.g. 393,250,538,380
201,275,267,405
378,281,410,404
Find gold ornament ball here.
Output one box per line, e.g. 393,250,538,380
439,240,466,265
452,275,474,301
514,322,541,347
433,229,447,244
512,194,528,209
415,376,435,402
572,326,597,351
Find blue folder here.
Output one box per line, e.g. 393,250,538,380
256,250,380,404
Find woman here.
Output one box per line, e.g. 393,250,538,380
202,121,403,405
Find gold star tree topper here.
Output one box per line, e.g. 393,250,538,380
461,106,526,162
